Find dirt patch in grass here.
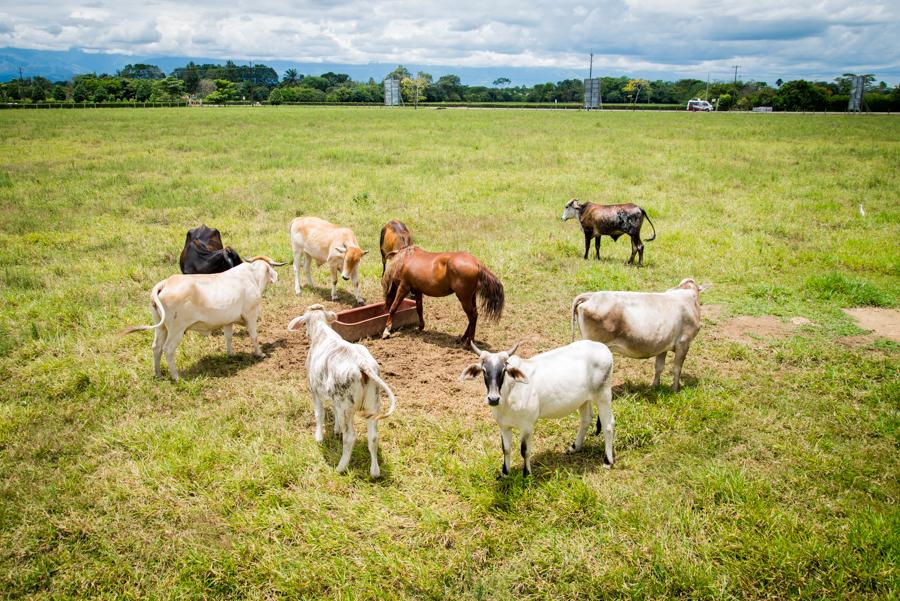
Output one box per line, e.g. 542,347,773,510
714,315,813,345
701,304,725,322
842,307,900,343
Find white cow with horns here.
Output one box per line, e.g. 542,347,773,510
288,304,397,478
122,256,285,381
570,278,709,392
460,340,615,477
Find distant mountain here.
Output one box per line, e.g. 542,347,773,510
0,47,590,87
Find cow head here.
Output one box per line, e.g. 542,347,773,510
287,304,338,333
460,341,527,406
671,278,712,295
224,247,243,269
332,244,368,281
561,198,584,221
249,256,286,284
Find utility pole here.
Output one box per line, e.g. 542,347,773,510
732,65,740,87
248,60,253,104
705,72,710,101
18,66,24,99
589,51,593,79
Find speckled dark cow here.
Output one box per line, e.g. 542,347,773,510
561,199,656,266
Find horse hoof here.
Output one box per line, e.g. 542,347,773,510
381,329,391,340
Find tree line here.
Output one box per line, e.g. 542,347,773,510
2,61,898,111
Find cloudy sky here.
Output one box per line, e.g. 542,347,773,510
2,1,899,82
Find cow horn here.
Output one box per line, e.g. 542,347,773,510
469,341,483,356
249,255,285,266
506,341,521,356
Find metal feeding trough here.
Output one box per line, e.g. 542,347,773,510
331,298,418,342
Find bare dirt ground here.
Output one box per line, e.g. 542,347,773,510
842,307,900,343
711,315,812,345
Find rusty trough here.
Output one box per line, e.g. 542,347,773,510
331,298,418,342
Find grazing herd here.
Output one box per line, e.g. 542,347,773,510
125,198,707,479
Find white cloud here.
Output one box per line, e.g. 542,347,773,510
0,0,898,82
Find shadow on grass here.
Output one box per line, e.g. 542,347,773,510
302,284,364,307
316,413,394,484
179,339,287,379
613,375,699,402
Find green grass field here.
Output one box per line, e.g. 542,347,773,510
1,107,898,599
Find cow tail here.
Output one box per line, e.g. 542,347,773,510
364,368,397,421
571,293,591,341
641,209,657,241
476,266,504,322
120,282,166,335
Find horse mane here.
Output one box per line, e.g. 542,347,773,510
381,245,416,296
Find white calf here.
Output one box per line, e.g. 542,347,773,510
290,216,367,305
460,340,614,477
571,278,709,391
122,256,283,381
288,304,396,477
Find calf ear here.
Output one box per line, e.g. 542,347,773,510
459,363,483,381
268,266,278,284
506,366,528,383
287,315,307,331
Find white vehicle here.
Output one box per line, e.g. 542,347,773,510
687,99,713,112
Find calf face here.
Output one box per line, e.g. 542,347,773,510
330,245,367,280
460,341,526,405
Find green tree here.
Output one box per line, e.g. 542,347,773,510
386,65,411,81
493,77,511,88
773,80,827,111
117,64,164,79
183,62,201,95
282,68,300,86
205,79,238,103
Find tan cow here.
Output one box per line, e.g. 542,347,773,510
571,278,709,391
122,256,284,381
290,216,367,305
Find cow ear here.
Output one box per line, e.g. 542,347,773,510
325,311,338,323
506,366,528,383
268,266,278,284
459,363,483,381
287,315,307,331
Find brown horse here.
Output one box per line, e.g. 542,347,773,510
379,219,413,274
381,246,504,344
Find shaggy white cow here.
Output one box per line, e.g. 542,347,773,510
460,340,615,477
571,278,709,392
122,256,283,381
288,304,396,478
290,216,368,305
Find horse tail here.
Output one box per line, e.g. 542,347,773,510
641,208,656,241
476,265,504,322
379,223,388,274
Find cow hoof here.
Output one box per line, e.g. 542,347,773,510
565,444,579,454
370,468,381,478
356,299,365,307
254,352,266,359
331,296,339,302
